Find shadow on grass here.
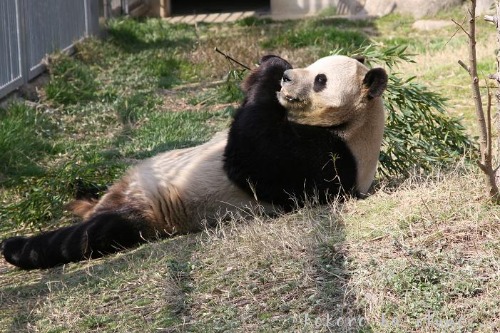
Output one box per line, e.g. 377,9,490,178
0,233,200,332
308,209,374,332
1,202,374,332
175,202,374,332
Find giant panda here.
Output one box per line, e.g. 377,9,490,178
224,55,387,210
0,54,387,270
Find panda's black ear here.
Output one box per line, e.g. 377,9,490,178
363,68,388,99
352,55,365,64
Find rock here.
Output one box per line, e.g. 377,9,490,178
395,0,463,18
356,0,464,18
361,0,397,17
476,0,495,14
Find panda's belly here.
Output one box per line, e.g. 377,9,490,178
126,131,272,233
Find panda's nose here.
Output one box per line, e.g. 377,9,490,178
282,70,293,84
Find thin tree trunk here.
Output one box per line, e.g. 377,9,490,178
485,1,500,189
462,0,499,200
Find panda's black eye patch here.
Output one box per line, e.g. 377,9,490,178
313,74,327,92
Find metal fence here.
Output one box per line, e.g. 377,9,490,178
0,0,100,99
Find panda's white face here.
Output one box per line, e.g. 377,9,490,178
277,55,372,127
278,55,388,194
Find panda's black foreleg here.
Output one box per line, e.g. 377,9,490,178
1,211,152,270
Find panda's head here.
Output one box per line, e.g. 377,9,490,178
277,55,388,127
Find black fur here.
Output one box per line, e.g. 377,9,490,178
363,68,388,99
313,73,327,92
1,209,150,269
72,178,106,201
224,56,357,211
1,55,360,270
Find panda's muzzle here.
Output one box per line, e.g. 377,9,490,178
284,95,302,103
278,87,304,104
279,69,310,106
278,89,308,109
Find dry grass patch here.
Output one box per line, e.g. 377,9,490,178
1,170,498,332
182,166,498,332
0,235,199,332
343,166,500,332
188,206,359,332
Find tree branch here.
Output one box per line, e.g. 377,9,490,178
452,18,472,38
465,1,488,161
214,47,251,70
458,59,471,74
486,86,493,163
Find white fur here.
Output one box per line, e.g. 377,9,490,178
278,55,386,194
94,131,272,234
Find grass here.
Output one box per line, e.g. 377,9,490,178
343,166,500,332
0,104,60,177
1,10,499,333
192,167,500,333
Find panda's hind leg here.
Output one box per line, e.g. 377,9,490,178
65,199,98,220
1,208,156,270
65,178,108,220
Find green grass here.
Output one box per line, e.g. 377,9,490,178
260,18,370,54
0,104,60,177
44,53,98,105
1,12,499,333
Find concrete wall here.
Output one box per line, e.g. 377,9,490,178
271,0,495,18
150,0,496,18
147,0,169,17
271,0,337,17
152,0,340,17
